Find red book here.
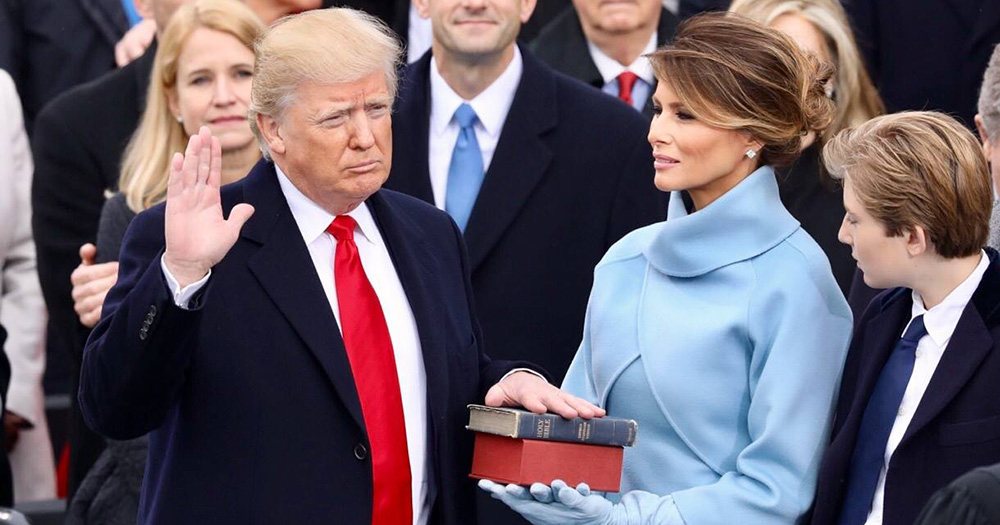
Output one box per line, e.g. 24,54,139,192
469,432,624,492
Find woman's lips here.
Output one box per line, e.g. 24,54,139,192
653,154,680,170
210,116,246,125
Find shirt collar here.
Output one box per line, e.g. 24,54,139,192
429,45,523,138
911,250,990,346
586,31,657,86
273,162,379,246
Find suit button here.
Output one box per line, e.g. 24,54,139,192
354,443,368,461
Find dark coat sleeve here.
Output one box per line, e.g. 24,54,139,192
96,193,137,264
79,207,203,440
914,465,1000,525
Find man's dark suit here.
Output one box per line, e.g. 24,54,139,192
30,44,154,497
387,49,662,384
0,0,128,134
530,6,679,118
79,160,535,524
811,249,1000,525
387,50,663,525
846,0,1000,128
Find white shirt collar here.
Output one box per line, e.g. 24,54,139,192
429,46,523,138
586,31,657,86
273,162,380,247
911,250,990,346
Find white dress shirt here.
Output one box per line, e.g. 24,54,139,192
162,164,431,525
427,46,523,209
864,250,989,525
587,32,657,112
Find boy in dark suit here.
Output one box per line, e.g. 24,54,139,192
810,111,1000,525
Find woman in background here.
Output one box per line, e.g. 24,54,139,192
66,1,264,522
729,0,884,295
482,13,853,524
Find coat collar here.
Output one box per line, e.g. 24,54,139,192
645,166,799,277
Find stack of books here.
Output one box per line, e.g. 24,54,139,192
466,404,638,492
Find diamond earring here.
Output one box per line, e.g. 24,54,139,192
746,149,757,159
176,115,183,124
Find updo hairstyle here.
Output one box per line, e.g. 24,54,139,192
648,13,834,167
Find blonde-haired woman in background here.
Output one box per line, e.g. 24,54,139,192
729,0,884,296
66,1,264,521
71,0,264,328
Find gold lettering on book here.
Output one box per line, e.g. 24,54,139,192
536,419,551,439
577,421,592,441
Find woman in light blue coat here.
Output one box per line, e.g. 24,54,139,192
482,13,853,525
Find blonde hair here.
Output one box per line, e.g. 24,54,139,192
248,8,402,158
649,13,834,167
824,111,991,258
119,0,264,212
728,0,884,141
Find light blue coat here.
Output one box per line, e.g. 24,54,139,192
562,166,853,524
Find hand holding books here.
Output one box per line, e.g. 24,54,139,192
478,479,619,525
484,370,605,419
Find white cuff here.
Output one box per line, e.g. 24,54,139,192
160,255,211,310
500,367,547,384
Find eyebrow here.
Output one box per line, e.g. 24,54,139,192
313,97,393,121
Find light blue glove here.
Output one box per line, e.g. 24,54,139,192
478,479,622,525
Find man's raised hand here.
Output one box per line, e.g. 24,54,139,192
163,127,254,287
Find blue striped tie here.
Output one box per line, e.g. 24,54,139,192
444,103,484,232
838,314,927,525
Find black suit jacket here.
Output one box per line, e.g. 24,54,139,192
811,249,1000,525
80,160,533,524
915,462,1000,525
30,42,155,497
387,49,663,383
0,0,127,134
530,6,679,118
846,0,1000,127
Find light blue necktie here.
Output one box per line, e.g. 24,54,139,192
445,103,484,232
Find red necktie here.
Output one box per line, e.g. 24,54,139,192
617,71,639,107
328,215,412,525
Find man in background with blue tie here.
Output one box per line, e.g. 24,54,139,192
386,1,663,523
809,111,1000,525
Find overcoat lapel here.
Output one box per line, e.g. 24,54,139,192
462,52,556,271
240,161,366,431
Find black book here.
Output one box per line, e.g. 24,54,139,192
466,404,637,447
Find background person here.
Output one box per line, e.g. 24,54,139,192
0,69,55,502
729,0,885,296
975,44,1000,250
483,13,852,524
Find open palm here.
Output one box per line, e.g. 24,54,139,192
163,127,254,287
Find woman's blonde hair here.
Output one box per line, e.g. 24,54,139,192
119,0,265,212
728,0,884,141
649,13,834,167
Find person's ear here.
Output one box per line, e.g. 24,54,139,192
133,0,153,20
257,113,286,156
413,0,431,19
975,114,994,160
520,0,538,23
166,88,180,122
905,225,929,257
